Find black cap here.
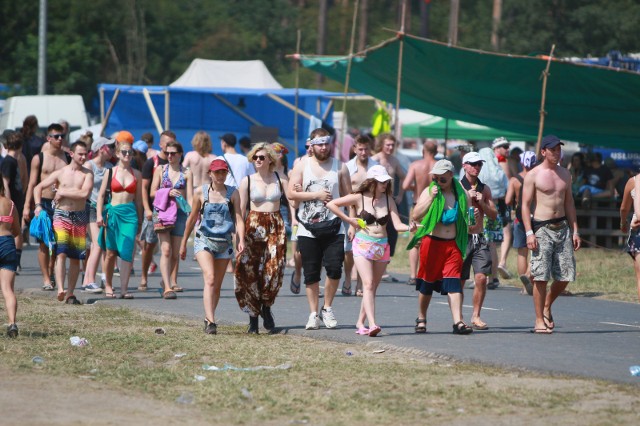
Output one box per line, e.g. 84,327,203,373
220,133,237,147
541,134,563,150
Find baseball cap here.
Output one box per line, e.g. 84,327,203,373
132,140,148,154
520,151,537,169
220,133,237,147
492,137,510,149
209,158,229,172
430,159,455,175
462,152,485,164
92,136,116,153
541,134,563,150
115,130,135,144
366,165,392,182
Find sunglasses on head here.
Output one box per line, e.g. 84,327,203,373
252,154,266,161
49,134,64,140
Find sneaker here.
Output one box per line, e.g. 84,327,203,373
204,319,217,335
321,307,338,329
81,282,103,294
488,278,500,290
7,323,18,338
305,313,321,330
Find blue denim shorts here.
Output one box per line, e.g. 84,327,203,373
194,234,234,259
0,235,17,272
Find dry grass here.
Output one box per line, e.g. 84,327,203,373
1,295,639,425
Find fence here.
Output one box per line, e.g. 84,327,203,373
575,199,625,249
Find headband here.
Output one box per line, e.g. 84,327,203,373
307,135,331,145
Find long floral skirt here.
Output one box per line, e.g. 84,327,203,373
235,210,286,316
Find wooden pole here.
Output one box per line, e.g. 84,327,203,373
338,0,359,161
100,88,120,137
535,44,556,156
142,88,164,135
293,29,301,158
394,0,407,142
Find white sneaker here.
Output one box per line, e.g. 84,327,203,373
321,307,338,329
305,313,321,330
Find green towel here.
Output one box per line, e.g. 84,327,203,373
407,180,469,258
99,202,138,263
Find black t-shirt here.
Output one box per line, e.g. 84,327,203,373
584,166,613,190
0,155,25,210
141,155,168,196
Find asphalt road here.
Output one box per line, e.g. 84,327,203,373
13,244,640,385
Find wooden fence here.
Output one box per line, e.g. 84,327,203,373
575,199,626,249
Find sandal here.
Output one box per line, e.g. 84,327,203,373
471,320,489,330
415,318,427,333
341,281,352,296
163,290,177,300
171,285,184,293
120,293,134,299
137,282,148,292
65,295,82,305
290,274,301,295
356,289,363,297
42,283,54,291
368,325,381,337
406,278,417,287
452,321,473,335
104,292,117,299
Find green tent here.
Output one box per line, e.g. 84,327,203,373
402,114,536,140
299,35,640,150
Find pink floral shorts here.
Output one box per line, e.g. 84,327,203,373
352,233,390,263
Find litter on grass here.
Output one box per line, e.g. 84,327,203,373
174,353,187,358
193,375,206,382
373,349,385,354
31,356,44,364
202,362,292,372
154,327,166,335
69,336,89,347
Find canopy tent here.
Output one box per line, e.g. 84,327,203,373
402,114,536,141
97,84,341,158
170,59,283,89
298,35,640,150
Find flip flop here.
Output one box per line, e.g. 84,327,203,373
171,285,184,293
543,314,555,330
104,292,117,299
42,283,54,291
368,326,382,337
355,327,370,335
290,274,301,295
137,282,148,292
519,274,533,295
497,265,512,279
530,327,553,334
341,281,352,296
163,290,177,300
57,291,66,302
120,293,134,299
471,321,489,330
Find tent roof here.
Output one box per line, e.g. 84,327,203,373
299,35,640,150
170,58,282,89
402,115,536,141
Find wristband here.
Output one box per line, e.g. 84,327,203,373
35,203,42,208
525,230,534,237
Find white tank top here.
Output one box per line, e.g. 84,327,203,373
296,158,345,238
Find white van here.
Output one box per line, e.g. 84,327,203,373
0,95,89,131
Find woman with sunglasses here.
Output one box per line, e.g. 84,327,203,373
150,141,193,300
326,165,416,337
96,141,143,298
235,143,290,333
180,159,245,334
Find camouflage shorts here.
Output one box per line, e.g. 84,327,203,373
530,222,576,282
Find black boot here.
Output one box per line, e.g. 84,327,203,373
261,305,275,331
247,316,259,334
204,319,217,335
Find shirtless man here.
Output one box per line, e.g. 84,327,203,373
372,133,406,281
34,141,93,304
402,139,438,286
522,135,580,334
460,152,498,330
183,131,217,189
344,135,379,296
23,123,70,290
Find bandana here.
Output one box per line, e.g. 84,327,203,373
307,135,331,145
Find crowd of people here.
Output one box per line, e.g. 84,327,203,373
1,115,638,340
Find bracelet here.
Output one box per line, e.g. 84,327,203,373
35,203,42,208
525,230,534,237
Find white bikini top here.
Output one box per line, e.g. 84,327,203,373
250,182,281,203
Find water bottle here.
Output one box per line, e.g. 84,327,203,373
468,207,476,226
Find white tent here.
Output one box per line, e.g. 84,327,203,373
170,58,282,89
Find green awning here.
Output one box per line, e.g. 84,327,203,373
402,115,536,141
299,35,640,150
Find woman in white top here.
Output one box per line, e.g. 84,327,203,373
235,143,291,334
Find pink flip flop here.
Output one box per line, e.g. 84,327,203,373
355,327,370,335
368,326,382,337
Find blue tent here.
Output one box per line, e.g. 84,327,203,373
97,84,343,159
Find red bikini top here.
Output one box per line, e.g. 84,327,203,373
111,167,137,194
0,201,14,223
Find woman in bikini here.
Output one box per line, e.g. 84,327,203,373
179,159,245,334
150,141,193,299
0,173,21,337
235,143,290,334
96,141,143,298
327,165,416,337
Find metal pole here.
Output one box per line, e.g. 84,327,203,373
448,0,459,46
38,0,47,94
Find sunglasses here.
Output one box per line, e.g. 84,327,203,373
165,151,179,156
252,155,266,161
467,161,483,167
305,145,310,150
120,149,133,156
437,176,448,184
49,134,64,140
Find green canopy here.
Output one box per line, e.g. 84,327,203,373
299,35,640,150
402,115,536,140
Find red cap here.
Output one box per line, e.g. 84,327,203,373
209,158,229,172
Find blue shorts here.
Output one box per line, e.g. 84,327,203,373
171,209,188,237
0,235,17,272
513,219,527,249
193,234,234,259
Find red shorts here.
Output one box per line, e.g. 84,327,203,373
416,236,463,295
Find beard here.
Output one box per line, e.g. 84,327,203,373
314,149,331,161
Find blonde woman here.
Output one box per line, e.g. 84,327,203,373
96,141,143,298
236,143,289,333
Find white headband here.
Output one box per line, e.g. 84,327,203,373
307,135,331,145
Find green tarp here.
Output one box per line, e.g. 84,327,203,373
300,35,640,150
402,115,536,140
